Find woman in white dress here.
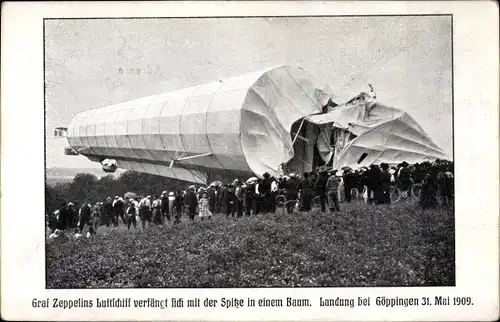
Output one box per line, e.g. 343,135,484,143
198,192,212,221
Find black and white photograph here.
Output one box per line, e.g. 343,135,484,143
44,15,455,289
2,2,498,321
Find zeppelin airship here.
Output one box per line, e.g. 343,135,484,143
56,65,448,184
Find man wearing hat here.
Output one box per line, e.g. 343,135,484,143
380,163,392,204
184,186,198,221
299,172,315,212
234,179,244,217
259,172,272,213
224,183,237,218
342,168,355,203
173,190,184,224
78,200,92,234
219,183,229,214
160,191,171,223
314,168,329,213
56,201,70,231
67,202,78,229
285,173,300,214
112,196,125,226
207,183,217,214
269,176,279,213
326,170,341,213
138,195,152,229
244,178,256,216
103,197,114,227
396,161,412,192
90,202,100,234
167,192,176,218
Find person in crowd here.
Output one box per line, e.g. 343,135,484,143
420,173,438,209
126,198,138,230
173,190,184,224
138,195,152,229
361,165,377,204
326,170,341,213
57,201,70,230
285,173,299,214
90,203,100,233
311,171,319,186
371,165,384,204
234,179,244,218
253,179,262,215
198,192,212,221
95,201,104,226
214,185,222,214
352,169,365,194
102,197,113,227
47,159,454,234
396,161,413,192
167,192,176,218
299,172,315,212
278,175,288,191
224,183,237,218
67,202,77,228
409,163,422,184
207,183,217,213
78,200,92,234
245,179,256,216
152,194,163,225
197,187,206,201
436,169,447,207
270,176,279,213
259,172,272,213
184,186,198,221
219,184,229,215
379,163,392,204
342,168,355,203
314,168,329,213
112,196,125,226
47,210,59,233
160,191,171,223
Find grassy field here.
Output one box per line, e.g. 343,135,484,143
46,201,454,288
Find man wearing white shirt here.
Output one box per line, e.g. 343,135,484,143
139,195,152,229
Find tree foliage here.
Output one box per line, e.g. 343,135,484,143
45,171,187,212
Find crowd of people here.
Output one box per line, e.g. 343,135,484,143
46,159,454,236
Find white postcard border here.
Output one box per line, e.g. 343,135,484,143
1,1,499,321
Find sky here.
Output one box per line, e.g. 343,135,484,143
44,16,452,169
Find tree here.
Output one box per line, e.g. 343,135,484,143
70,173,99,203
97,175,118,198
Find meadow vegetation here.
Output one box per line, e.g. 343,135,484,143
46,202,454,288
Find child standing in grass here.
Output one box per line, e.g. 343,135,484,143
198,192,212,221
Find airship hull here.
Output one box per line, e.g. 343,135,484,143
65,66,448,184
66,65,332,183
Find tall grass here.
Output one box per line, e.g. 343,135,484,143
46,202,454,288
